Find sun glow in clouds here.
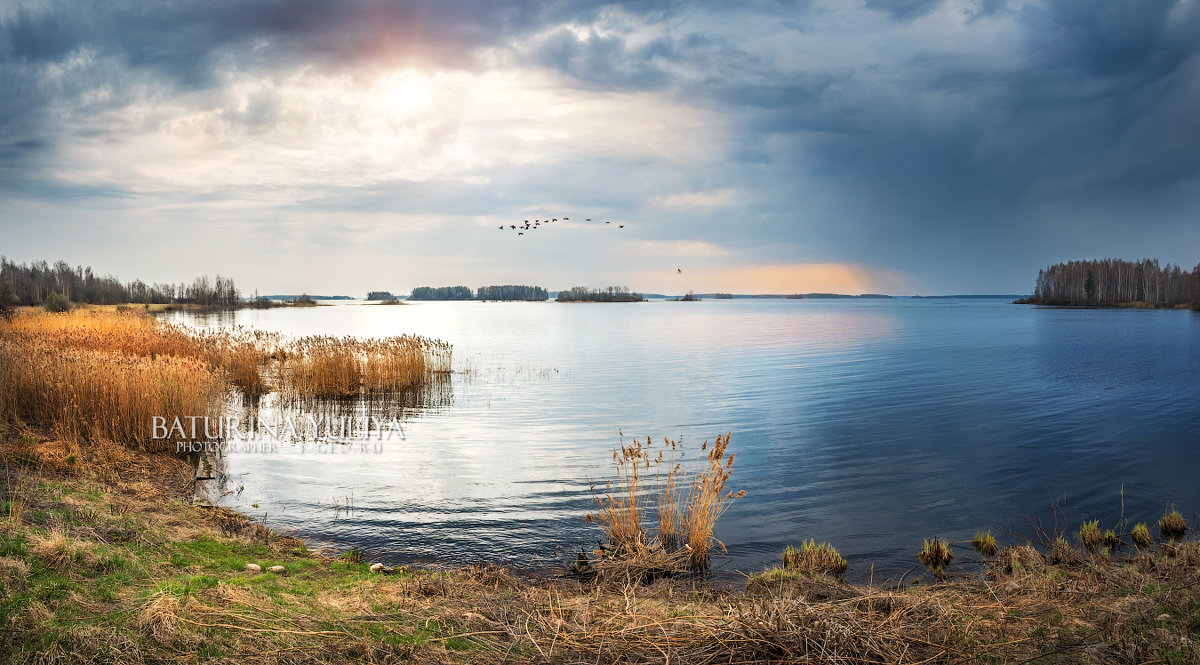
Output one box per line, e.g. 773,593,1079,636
50,64,720,201
379,69,435,116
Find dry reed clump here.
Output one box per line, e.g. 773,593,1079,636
1078,519,1102,552
0,309,453,453
197,328,281,397
971,531,998,557
917,538,953,573
781,540,848,577
272,334,452,400
1159,508,1188,540
586,433,745,573
0,337,224,451
1132,522,1153,548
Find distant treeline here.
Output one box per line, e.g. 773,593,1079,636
408,286,476,301
1021,258,1200,308
366,291,394,300
408,285,548,301
477,285,547,301
0,257,242,309
555,286,644,302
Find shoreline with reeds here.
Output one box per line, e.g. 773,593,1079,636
3,437,1200,663
3,308,1200,662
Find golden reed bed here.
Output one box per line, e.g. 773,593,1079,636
0,308,452,451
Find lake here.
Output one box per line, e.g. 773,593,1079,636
162,298,1200,580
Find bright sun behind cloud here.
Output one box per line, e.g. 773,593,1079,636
379,70,435,116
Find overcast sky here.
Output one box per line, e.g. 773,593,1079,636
1,0,1198,295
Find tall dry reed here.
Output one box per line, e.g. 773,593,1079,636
0,338,223,451
272,335,452,400
0,308,453,453
587,433,745,571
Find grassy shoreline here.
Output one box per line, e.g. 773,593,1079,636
3,435,1200,664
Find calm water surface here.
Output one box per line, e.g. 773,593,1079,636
164,299,1200,579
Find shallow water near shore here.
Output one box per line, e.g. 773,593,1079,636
161,298,1200,580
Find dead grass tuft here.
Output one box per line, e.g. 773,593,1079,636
31,530,95,571
0,555,31,594
138,592,182,642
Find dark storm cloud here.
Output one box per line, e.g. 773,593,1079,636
863,0,944,20
2,0,1199,292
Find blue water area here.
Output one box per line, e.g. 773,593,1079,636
163,298,1200,579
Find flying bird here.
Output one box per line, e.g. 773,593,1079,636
510,225,516,229
618,225,624,228
518,232,524,235
677,268,682,274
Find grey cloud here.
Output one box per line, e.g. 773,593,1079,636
863,0,944,20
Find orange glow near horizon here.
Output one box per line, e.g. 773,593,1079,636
636,263,909,295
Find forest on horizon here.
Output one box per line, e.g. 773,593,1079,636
1022,258,1200,308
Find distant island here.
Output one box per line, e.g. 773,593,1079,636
1016,258,1200,309
556,286,644,302
407,285,548,301
365,291,394,300
409,286,475,301
477,285,548,301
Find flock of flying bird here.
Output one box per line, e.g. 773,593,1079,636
500,216,625,236
497,214,683,274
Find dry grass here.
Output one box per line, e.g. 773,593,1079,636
138,591,183,642
30,529,95,570
781,540,848,576
586,433,745,572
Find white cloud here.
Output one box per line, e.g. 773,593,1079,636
647,189,736,211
